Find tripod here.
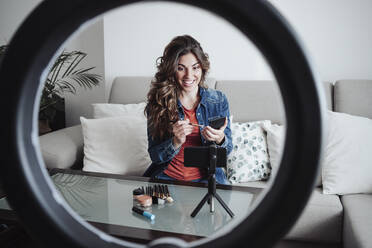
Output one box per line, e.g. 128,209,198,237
190,144,234,218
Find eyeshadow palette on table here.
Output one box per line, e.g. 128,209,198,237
0,169,262,243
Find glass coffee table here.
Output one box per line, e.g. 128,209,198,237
0,169,262,243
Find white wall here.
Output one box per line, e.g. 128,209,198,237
2,1,372,127
103,2,273,98
103,0,372,100
270,0,372,81
104,0,372,86
64,18,106,126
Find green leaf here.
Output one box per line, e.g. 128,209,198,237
62,51,86,78
8,47,102,125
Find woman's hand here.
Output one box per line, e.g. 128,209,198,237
172,119,194,149
202,117,228,145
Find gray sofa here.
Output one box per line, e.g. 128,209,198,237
39,77,372,248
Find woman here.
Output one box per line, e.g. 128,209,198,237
143,35,232,184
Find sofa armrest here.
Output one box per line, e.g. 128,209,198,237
39,125,84,169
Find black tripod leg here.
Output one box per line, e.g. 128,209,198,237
214,193,235,218
191,193,210,217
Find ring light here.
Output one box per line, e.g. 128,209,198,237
0,1,325,247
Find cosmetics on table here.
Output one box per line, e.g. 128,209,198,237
149,185,165,205
165,185,174,203
131,184,175,222
132,187,144,199
133,187,152,207
136,195,152,207
132,206,155,221
133,184,174,205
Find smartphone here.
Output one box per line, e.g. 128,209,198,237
209,116,226,129
184,146,227,168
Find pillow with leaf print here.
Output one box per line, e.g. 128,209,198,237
227,120,272,184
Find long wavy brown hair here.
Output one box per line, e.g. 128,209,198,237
145,35,210,140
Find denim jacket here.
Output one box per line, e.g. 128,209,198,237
143,87,233,177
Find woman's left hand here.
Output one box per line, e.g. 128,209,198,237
201,117,228,145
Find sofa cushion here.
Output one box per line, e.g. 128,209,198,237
263,123,284,178
285,187,343,243
39,125,84,169
227,120,272,183
341,194,372,248
92,102,146,119
109,76,152,104
334,80,372,119
109,76,216,104
80,115,151,176
216,80,285,123
215,81,333,124
240,181,343,244
238,180,269,188
322,111,372,195
261,123,322,187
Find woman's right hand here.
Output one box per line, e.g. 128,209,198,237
172,119,193,149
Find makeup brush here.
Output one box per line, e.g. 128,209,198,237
149,185,164,205
156,185,165,205
165,185,174,203
159,185,164,199
161,185,166,199
189,123,204,128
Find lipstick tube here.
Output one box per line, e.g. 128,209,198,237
132,206,155,220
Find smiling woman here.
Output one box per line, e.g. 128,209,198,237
144,35,232,184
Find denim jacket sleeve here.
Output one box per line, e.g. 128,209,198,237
217,93,233,155
147,122,181,164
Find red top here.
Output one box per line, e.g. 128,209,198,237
164,106,204,181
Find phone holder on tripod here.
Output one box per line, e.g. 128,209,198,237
184,144,234,218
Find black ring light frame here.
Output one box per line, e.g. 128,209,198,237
0,0,325,247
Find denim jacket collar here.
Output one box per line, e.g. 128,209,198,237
199,86,208,107
176,86,207,110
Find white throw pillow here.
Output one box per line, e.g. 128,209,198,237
92,102,146,119
80,116,151,176
262,124,323,187
322,111,372,195
227,120,272,184
262,124,285,178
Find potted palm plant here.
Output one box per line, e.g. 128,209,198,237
0,45,102,134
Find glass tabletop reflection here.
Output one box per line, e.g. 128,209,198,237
0,172,258,238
